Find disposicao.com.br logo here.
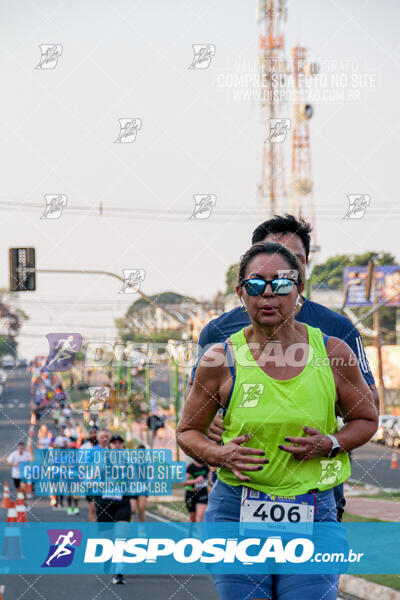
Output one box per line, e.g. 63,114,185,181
83,536,354,565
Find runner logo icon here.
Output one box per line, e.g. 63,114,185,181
42,529,82,568
239,383,264,408
316,460,342,486
188,44,216,70
45,333,82,372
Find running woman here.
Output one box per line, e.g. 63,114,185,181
187,214,378,521
95,433,131,585
177,242,378,600
182,459,209,522
130,444,149,532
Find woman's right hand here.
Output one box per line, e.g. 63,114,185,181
216,434,268,482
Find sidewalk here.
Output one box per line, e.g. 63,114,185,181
345,497,400,521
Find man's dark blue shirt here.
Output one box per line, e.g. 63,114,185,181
191,298,374,386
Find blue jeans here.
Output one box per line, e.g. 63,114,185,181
203,479,339,600
333,482,346,521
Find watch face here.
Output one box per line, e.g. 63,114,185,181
329,446,340,458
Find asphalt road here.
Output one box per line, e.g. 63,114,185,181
0,370,218,599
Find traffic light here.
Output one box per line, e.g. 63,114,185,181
9,248,36,291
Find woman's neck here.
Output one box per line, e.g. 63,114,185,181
246,319,301,349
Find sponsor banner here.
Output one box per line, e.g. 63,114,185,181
0,523,399,574
343,265,400,307
21,449,185,496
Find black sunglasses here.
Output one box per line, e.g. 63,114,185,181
240,277,297,296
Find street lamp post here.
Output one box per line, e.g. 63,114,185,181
127,359,131,397
174,359,180,461
145,362,150,447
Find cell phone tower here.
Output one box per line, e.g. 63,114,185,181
257,0,289,217
290,44,320,275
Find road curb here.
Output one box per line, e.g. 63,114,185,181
339,575,400,600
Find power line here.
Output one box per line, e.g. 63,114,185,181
0,200,399,220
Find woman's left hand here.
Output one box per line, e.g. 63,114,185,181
278,426,332,461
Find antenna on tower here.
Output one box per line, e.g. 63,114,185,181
257,0,289,218
290,44,320,289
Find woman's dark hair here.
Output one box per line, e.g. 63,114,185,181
238,242,304,287
251,214,312,261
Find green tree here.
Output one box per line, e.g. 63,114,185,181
225,263,239,295
0,337,17,358
126,291,195,315
117,291,195,343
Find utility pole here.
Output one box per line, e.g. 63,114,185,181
369,262,385,414
127,358,131,397
174,359,180,461
145,362,150,447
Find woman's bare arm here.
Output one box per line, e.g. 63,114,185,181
329,337,378,451
177,344,226,465
176,344,267,480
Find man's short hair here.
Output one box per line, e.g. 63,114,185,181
252,214,312,261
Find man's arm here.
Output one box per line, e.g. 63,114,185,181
7,452,16,465
340,323,379,413
330,338,378,448
368,384,379,414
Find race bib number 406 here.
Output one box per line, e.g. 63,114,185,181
240,487,315,536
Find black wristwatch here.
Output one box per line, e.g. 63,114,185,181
325,434,340,458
